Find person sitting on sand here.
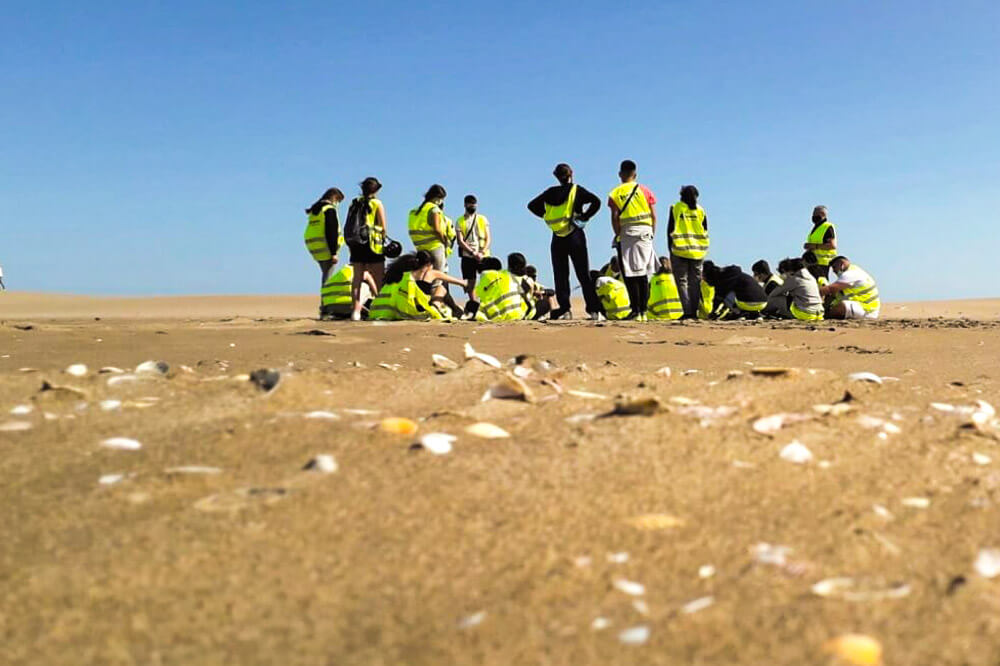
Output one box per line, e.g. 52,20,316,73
702,261,768,320
765,258,824,321
471,257,533,321
647,256,683,320
321,264,377,320
370,251,467,321
752,260,783,295
595,274,631,320
507,254,554,320
821,256,881,320
598,255,622,281
524,264,557,321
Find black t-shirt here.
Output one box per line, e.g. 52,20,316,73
812,222,835,243
527,183,601,221
324,207,340,252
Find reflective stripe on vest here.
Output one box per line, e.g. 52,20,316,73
734,299,766,312
807,222,836,266
475,270,527,321
304,204,334,261
670,202,709,259
697,280,715,320
647,274,683,320
609,182,653,227
543,185,577,237
408,202,444,250
321,265,354,309
790,303,824,321
840,266,880,312
596,279,631,319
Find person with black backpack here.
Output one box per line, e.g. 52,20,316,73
345,177,388,321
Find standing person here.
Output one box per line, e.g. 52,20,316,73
303,187,345,315
821,256,880,320
408,185,450,275
668,185,709,318
345,177,387,321
527,163,603,320
456,194,491,302
803,205,837,281
608,159,657,321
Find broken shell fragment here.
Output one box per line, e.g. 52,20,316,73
101,437,142,451
753,412,812,435
481,374,534,403
379,417,419,436
974,548,1000,578
607,552,630,564
302,454,338,473
99,399,122,411
591,617,612,631
463,342,502,369
165,466,222,475
65,363,88,377
901,497,930,509
655,366,672,378
779,440,814,464
698,565,716,579
627,514,685,530
0,421,33,432
613,578,646,596
617,625,650,645
99,474,125,486
848,372,883,385
304,411,339,420
431,353,459,370
464,422,510,439
973,452,992,465
823,634,883,665
566,389,608,400
607,397,663,417
458,611,486,629
811,577,911,601
135,360,169,376
680,596,714,614
99,366,126,374
411,433,456,455
9,405,33,415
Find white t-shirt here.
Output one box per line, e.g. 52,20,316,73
831,266,867,289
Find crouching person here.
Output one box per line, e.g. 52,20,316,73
647,256,683,320
595,274,631,320
472,257,533,321
370,251,467,321
822,256,880,320
702,261,768,320
768,257,824,321
321,264,377,319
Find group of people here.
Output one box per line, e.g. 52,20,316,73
303,161,880,323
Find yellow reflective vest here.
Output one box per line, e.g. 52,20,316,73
543,185,577,237
321,265,353,313
596,278,631,320
349,197,384,255
457,213,490,257
408,202,444,251
647,273,683,320
670,202,709,260
369,273,443,321
304,204,335,261
807,222,837,267
474,270,530,321
443,215,457,257
834,265,880,313
697,280,715,320
609,182,653,227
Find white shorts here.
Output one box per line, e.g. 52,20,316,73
842,300,879,319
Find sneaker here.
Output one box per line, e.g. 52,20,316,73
550,308,572,320
589,312,606,322
350,311,362,322
639,313,648,322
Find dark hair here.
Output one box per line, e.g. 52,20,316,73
589,269,600,285
553,163,573,183
802,250,818,265
680,185,699,206
778,257,805,274
423,184,447,201
525,265,538,278
464,194,477,205
360,177,381,197
619,159,637,175
702,260,719,285
656,256,672,274
507,252,527,275
306,187,344,215
751,260,771,276
832,255,849,266
383,251,434,285
480,257,502,271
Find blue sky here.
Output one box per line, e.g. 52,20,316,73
1,1,998,300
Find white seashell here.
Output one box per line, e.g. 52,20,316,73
304,411,339,420
973,452,992,465
99,400,122,411
631,599,650,616
107,374,142,387
901,497,930,509
463,342,501,368
573,556,592,568
165,466,222,475
9,405,33,415
303,454,338,473
135,360,169,376
565,413,599,424
101,437,142,451
414,433,456,455
606,552,630,564
0,421,33,432
848,371,883,384
342,408,380,416
655,366,672,377
779,440,813,464
680,596,714,614
613,578,645,596
512,365,533,379
481,375,533,402
99,474,125,485
753,412,811,435
617,625,650,645
65,363,88,377
669,396,700,406
566,389,608,400
431,353,458,370
591,617,612,631
732,460,755,469
464,422,510,439
458,611,486,629
974,548,1000,578
882,422,902,435
377,362,400,371
401,347,411,353
751,543,790,566
698,564,716,579
930,402,956,412
99,366,125,374
872,504,893,520
682,369,700,375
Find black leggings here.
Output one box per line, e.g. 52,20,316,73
624,276,649,315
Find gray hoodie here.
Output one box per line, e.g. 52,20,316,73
770,268,824,314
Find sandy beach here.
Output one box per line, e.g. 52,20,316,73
2,293,1000,665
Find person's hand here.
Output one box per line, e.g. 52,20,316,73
331,256,339,265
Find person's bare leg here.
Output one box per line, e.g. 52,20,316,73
350,263,365,319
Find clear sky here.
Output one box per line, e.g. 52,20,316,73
2,1,998,300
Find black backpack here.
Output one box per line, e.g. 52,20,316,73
343,197,371,247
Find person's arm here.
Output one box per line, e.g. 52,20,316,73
609,196,621,237
817,226,837,251
527,192,547,218
649,203,657,235
429,209,447,243
481,219,491,256
374,201,387,234
769,279,792,299
456,220,476,256
425,268,467,288
324,208,340,262
576,186,601,221
820,280,849,297
666,207,675,252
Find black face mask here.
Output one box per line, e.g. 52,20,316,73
466,207,477,215
812,215,824,224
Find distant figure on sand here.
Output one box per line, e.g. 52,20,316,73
346,177,388,321
456,194,491,303
370,251,466,321
668,185,709,319
821,256,880,320
303,187,345,315
408,185,451,280
608,159,657,321
527,163,603,320
803,205,837,281
766,258,825,321
647,257,684,320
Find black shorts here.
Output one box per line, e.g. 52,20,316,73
349,242,384,265
460,256,480,283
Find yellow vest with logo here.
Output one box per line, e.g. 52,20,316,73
609,182,653,227
835,265,880,313
647,274,683,320
304,204,335,261
474,270,529,321
408,202,444,251
321,265,353,312
457,214,490,257
596,278,631,320
670,202,709,259
369,273,442,321
807,222,837,266
543,185,577,237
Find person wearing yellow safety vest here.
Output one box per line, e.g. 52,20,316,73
608,160,657,321
766,257,825,321
702,261,768,320
595,275,631,321
408,184,451,274
598,255,622,281
527,163,603,320
667,185,709,319
647,256,684,321
803,205,838,281
752,259,786,317
472,257,533,321
821,256,881,320
320,264,378,320
303,187,345,315
346,177,388,321
456,194,491,302
369,251,468,321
